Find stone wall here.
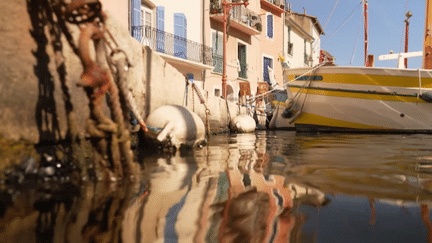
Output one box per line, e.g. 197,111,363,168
0,0,240,147
141,45,241,133
0,0,144,144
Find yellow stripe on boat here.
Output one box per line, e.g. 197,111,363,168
295,112,390,130
287,73,432,88
290,87,428,103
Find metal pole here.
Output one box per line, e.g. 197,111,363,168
404,11,413,69
364,0,368,66
221,0,249,99
222,1,228,99
405,20,410,68
423,0,432,69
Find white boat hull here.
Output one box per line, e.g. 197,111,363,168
285,66,432,133
267,89,295,130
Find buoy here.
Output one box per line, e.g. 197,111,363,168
230,115,256,133
145,105,206,149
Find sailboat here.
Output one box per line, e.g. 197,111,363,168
282,0,432,133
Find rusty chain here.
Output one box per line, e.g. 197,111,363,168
62,0,140,179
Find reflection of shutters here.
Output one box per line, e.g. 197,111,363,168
267,14,273,38
131,0,141,41
212,32,223,73
174,13,187,59
263,57,272,83
156,6,165,53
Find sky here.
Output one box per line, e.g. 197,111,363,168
290,0,426,68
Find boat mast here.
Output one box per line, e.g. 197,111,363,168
423,0,432,69
364,0,368,66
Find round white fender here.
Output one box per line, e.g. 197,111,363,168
230,115,256,133
145,105,206,149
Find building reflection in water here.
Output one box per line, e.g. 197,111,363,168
122,133,330,243
5,132,432,242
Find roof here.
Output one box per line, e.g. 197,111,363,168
285,17,314,41
286,11,325,35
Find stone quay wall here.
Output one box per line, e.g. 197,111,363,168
0,0,241,147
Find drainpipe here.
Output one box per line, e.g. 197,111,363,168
202,0,206,92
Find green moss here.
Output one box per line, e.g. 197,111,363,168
0,134,39,174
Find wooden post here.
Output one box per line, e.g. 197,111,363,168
423,0,432,69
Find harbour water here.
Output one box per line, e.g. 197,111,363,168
2,130,432,242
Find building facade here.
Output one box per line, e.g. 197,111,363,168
206,0,263,103
259,0,287,88
103,0,325,105
284,10,325,69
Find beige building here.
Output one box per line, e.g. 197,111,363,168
205,0,262,103
100,0,324,105
259,0,287,88
284,10,325,69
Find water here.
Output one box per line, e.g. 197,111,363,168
2,131,432,242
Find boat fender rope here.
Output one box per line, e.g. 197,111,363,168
420,92,432,103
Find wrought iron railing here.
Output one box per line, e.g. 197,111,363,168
131,26,213,66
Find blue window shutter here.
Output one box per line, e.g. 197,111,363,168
131,0,141,41
174,13,187,59
267,14,273,38
156,6,165,53
157,6,165,31
263,57,272,83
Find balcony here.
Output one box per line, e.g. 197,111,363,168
131,26,213,66
210,1,261,35
260,0,286,15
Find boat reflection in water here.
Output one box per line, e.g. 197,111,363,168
3,132,432,242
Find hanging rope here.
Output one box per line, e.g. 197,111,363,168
191,83,212,136
323,0,341,30
321,2,362,47
350,15,363,65
313,0,340,52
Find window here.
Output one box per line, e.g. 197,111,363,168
174,13,187,59
145,12,151,26
266,14,273,38
144,11,152,37
238,43,247,79
287,25,293,55
304,38,308,64
263,57,273,83
212,31,223,73
214,88,221,97
156,6,165,53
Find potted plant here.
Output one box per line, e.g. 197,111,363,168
254,23,262,31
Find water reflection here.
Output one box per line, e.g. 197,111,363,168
2,131,432,242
